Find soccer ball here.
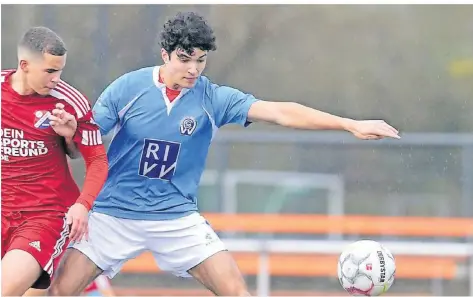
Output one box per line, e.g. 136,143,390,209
337,240,396,296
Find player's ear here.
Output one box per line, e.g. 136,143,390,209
19,59,29,73
161,48,170,64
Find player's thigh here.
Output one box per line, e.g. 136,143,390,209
188,250,249,296
1,214,13,258
48,248,103,296
3,213,69,295
23,288,48,296
50,211,147,295
150,213,248,295
2,249,43,297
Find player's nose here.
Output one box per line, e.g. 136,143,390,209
188,66,198,76
50,73,61,83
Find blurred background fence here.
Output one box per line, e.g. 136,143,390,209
2,4,473,296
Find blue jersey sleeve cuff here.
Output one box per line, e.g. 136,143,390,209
240,97,259,127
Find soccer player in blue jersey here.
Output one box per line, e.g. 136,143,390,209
49,12,400,296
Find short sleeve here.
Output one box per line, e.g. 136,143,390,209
72,108,104,150
56,85,104,151
209,84,259,128
92,75,128,135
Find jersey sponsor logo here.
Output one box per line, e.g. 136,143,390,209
34,110,51,129
0,128,48,161
180,116,197,136
138,139,181,181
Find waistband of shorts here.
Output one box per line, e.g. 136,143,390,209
2,210,65,220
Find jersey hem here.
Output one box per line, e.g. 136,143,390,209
91,208,198,221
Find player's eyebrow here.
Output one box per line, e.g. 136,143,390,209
177,53,207,59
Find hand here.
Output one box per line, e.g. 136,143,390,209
66,203,89,242
49,103,77,139
347,120,400,140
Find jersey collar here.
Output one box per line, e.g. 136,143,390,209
153,65,192,92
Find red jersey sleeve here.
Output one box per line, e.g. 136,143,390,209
72,109,104,150
72,109,109,210
54,81,108,210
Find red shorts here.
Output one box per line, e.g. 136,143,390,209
1,211,70,289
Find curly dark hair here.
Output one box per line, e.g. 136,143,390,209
160,12,216,56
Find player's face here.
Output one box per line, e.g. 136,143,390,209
162,48,207,89
21,53,66,96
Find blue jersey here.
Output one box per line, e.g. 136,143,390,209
91,66,259,220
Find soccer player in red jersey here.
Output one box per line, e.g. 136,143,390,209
1,26,109,296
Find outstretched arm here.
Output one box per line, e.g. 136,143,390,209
247,101,400,140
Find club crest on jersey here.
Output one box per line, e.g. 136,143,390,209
33,110,51,129
180,116,197,136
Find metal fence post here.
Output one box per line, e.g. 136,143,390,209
257,250,270,297
462,145,473,217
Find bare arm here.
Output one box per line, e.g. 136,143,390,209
247,101,400,140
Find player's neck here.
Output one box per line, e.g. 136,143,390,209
10,70,36,96
159,65,182,91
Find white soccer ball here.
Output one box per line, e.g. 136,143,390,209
337,240,396,296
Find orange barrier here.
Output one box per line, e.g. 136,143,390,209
122,251,460,279
202,213,473,237
121,213,472,281
114,287,431,296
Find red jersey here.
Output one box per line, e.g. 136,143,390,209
1,69,103,213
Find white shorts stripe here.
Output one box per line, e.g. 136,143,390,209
44,217,69,276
